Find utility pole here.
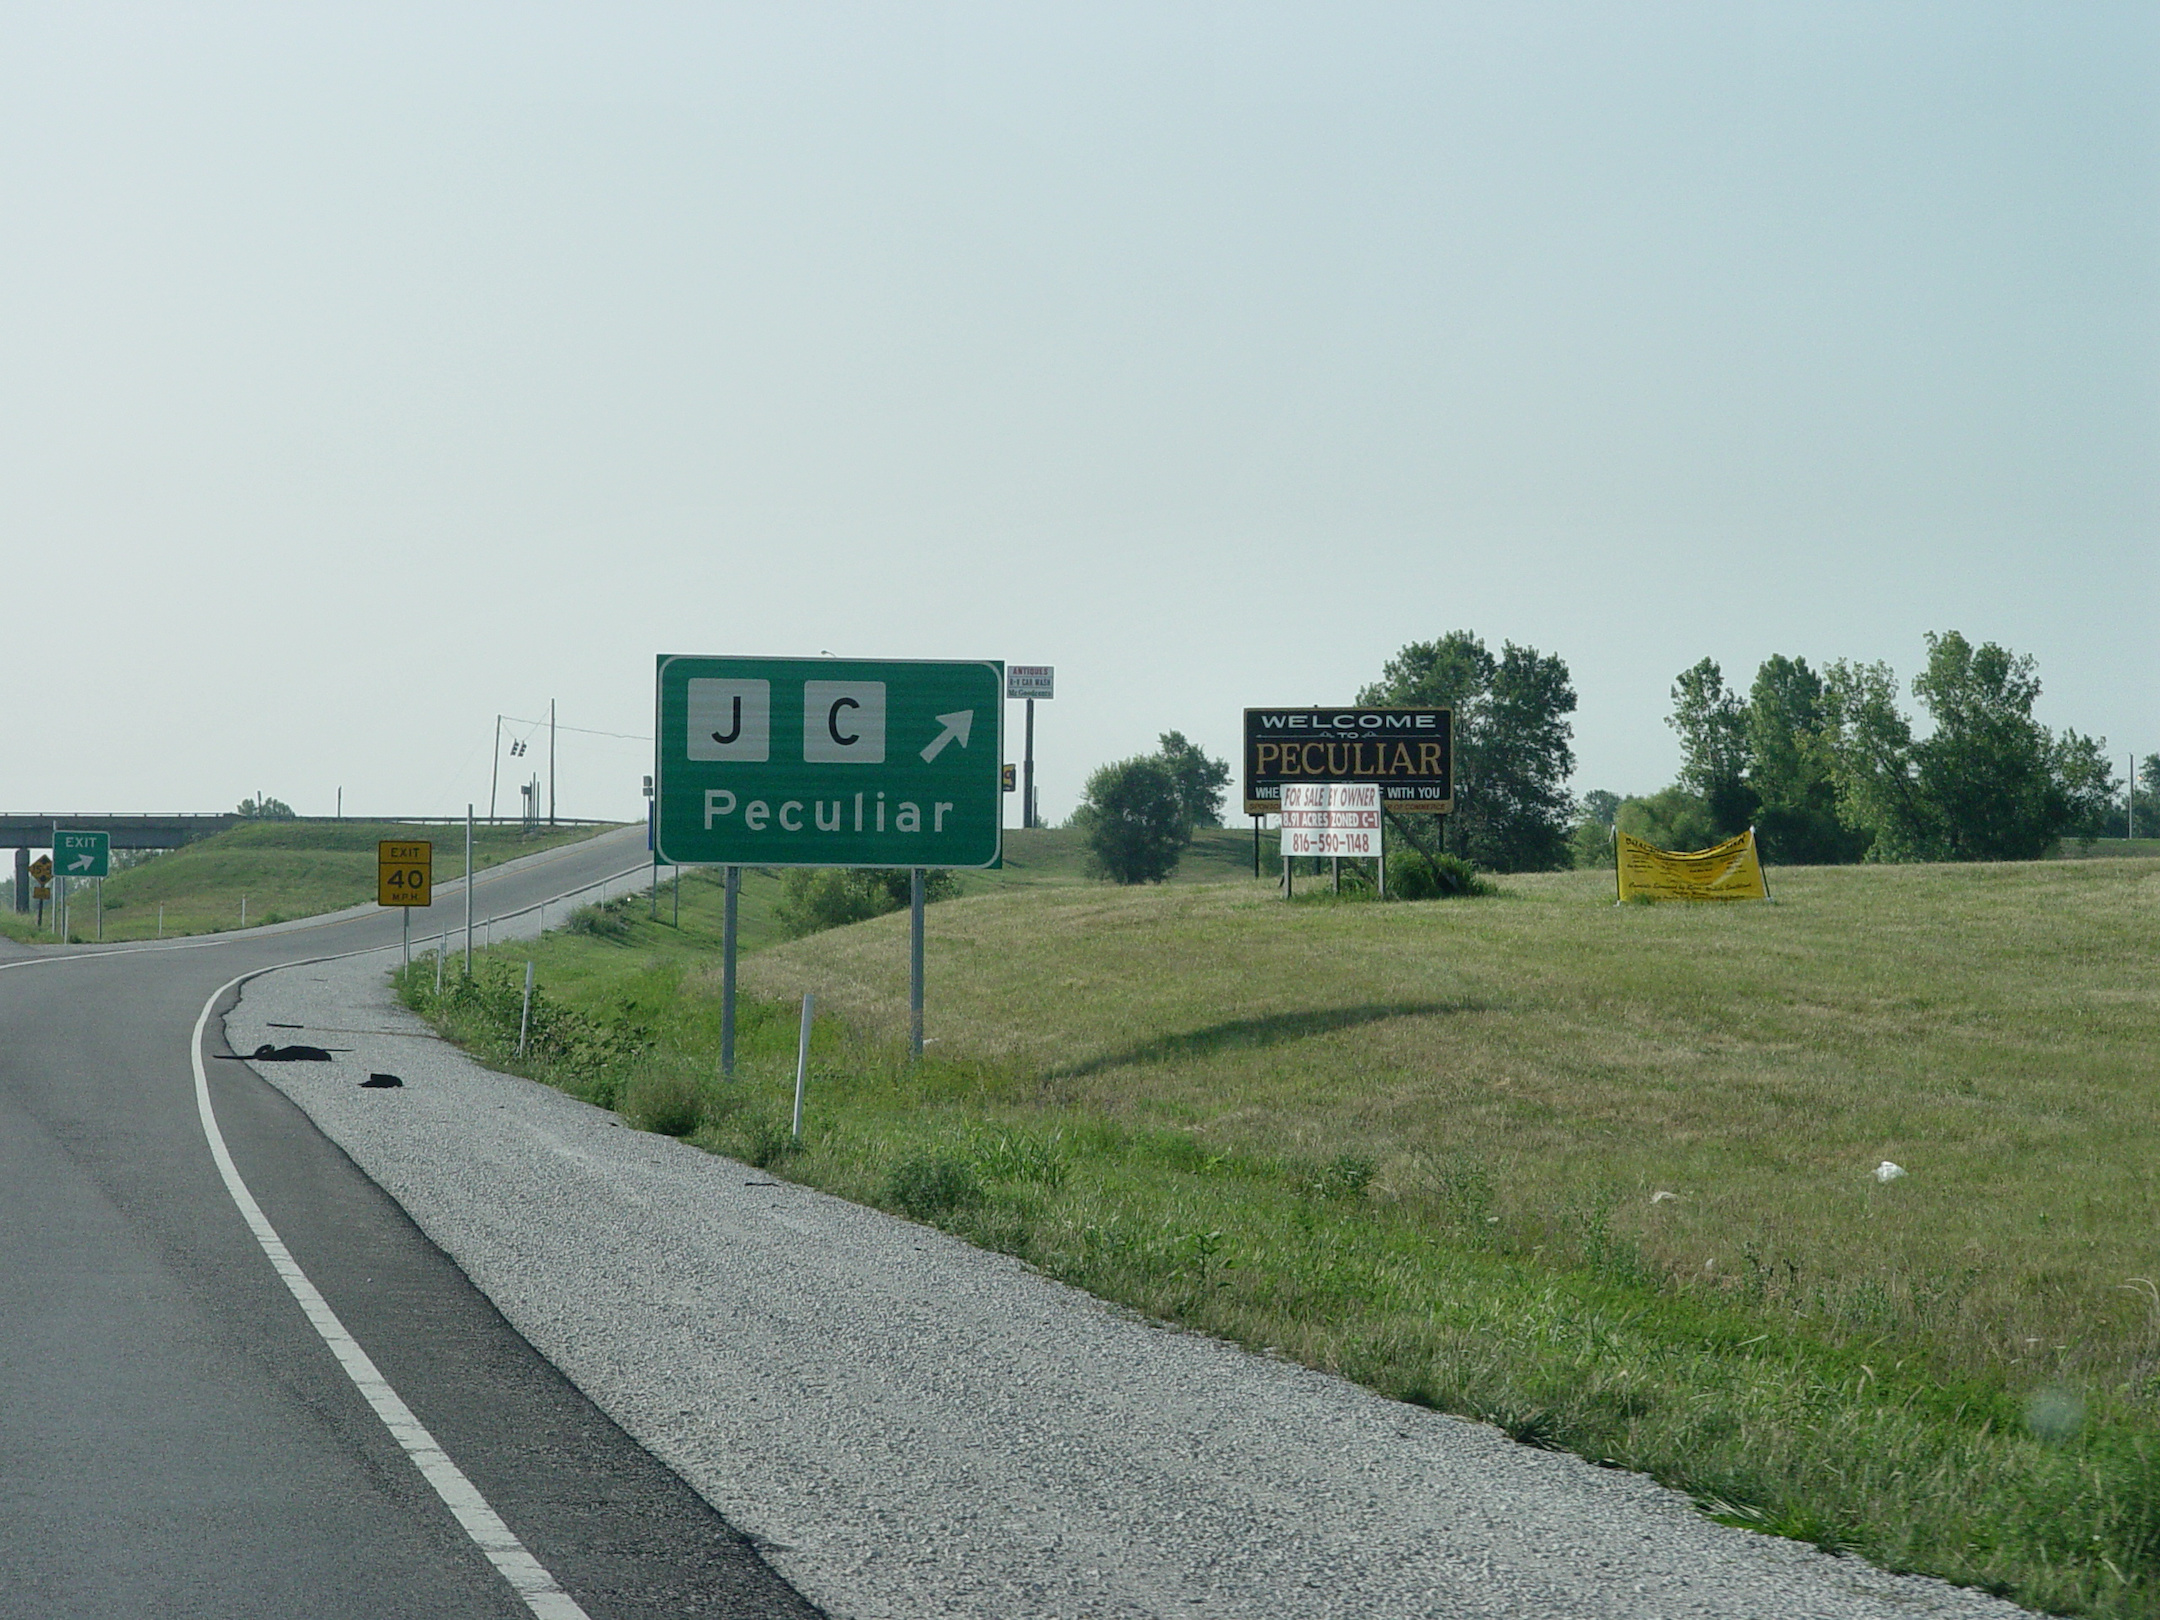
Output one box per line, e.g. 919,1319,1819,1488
489,715,502,823
549,699,557,826
1023,698,1036,829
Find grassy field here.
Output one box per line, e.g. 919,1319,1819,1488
0,820,615,943
398,842,2160,1616
2062,839,2160,861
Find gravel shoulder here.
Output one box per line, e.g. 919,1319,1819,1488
227,951,2030,1620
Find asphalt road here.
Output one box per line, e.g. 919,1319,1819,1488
0,825,817,1620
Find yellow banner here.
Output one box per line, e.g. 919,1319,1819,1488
1615,828,1769,902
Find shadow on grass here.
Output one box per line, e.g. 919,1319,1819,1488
1050,1001,1485,1079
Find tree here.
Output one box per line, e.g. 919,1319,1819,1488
1823,657,1936,860
1825,632,2108,862
1471,644,1579,871
1359,631,1578,871
1616,787,1721,854
1155,731,1231,828
1903,633,2059,860
1746,655,1867,864
776,867,958,937
1667,659,1756,837
1361,632,1494,716
2052,730,2119,842
1074,756,1192,883
235,793,297,820
1568,790,1621,869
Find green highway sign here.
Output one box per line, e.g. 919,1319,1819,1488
655,655,1005,869
54,831,110,878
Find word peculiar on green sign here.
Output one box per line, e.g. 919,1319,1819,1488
54,830,110,878
654,655,1005,869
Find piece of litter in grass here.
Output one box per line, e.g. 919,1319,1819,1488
1650,1190,1678,1204
1875,1161,1906,1183
361,1073,404,1089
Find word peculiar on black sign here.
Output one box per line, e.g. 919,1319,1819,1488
1242,707,1453,816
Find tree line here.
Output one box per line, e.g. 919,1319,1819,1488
1596,631,2121,865
1072,626,2130,886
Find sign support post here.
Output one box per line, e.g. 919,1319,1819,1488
910,868,925,1061
378,838,434,959
52,831,112,938
1280,784,1382,901
1006,666,1053,829
721,866,739,1077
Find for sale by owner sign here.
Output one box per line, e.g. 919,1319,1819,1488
1280,783,1382,857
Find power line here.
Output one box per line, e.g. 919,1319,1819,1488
498,715,650,742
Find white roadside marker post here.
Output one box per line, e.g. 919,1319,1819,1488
792,993,814,1141
464,805,475,977
518,962,535,1057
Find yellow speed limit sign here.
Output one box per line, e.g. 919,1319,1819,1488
377,840,433,907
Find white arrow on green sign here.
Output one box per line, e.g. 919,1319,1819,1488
654,655,1005,869
54,831,110,878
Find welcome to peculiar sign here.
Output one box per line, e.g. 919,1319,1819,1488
1243,708,1452,816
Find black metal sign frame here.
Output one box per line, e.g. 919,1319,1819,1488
1243,707,1453,816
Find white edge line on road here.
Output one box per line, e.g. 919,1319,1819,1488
190,965,594,1620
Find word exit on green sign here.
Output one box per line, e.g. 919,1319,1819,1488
54,831,110,878
654,655,1004,869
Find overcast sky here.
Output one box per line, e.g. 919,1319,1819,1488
4,3,2152,827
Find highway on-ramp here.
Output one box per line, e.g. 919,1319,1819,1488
0,825,816,1620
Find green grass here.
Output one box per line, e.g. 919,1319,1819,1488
398,847,2160,1616
2061,838,2160,861
0,820,616,943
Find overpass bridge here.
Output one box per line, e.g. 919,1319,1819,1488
4,815,244,911
4,815,617,911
